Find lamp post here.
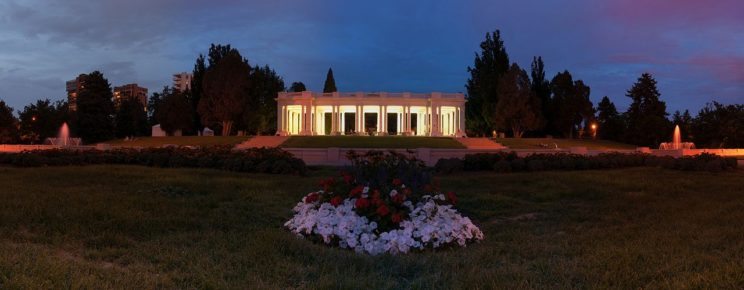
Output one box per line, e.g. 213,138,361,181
591,123,597,139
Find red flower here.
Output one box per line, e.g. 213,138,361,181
349,185,364,197
376,204,390,216
305,192,320,203
424,184,433,192
355,197,370,209
392,193,405,204
403,188,412,196
392,178,402,186
446,191,458,205
319,178,335,191
391,212,403,224
330,196,344,206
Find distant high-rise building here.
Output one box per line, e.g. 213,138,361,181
113,83,148,110
65,74,86,111
173,72,193,92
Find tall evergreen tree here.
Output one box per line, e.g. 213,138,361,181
530,56,551,135
466,30,510,136
199,50,251,136
624,73,670,146
596,96,624,141
289,82,306,92
189,54,206,132
323,68,337,93
0,100,18,144
241,65,285,135
493,63,542,138
75,71,115,143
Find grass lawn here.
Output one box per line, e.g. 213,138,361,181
495,137,636,150
1,166,742,288
281,136,466,149
104,136,251,148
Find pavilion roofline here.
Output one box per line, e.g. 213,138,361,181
278,91,464,99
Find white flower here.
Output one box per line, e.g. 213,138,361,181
363,186,369,194
389,189,398,197
284,193,484,255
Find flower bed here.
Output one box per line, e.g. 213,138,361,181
285,151,483,255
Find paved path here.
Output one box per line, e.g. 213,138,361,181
455,138,506,150
234,136,288,149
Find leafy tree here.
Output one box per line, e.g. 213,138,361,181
75,71,115,143
672,109,693,141
199,50,251,136
691,102,744,148
323,68,337,93
156,87,194,135
18,99,69,144
147,92,163,126
240,65,285,135
596,96,625,141
289,82,306,92
189,54,206,133
550,71,593,138
624,73,670,146
492,64,542,138
114,98,149,138
530,56,551,135
0,100,18,144
466,30,510,136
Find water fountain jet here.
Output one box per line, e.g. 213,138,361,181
659,125,695,150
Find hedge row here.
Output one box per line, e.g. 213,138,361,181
0,146,307,175
435,152,738,174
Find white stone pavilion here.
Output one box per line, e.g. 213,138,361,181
276,91,466,137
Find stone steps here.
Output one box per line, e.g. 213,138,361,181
234,136,288,149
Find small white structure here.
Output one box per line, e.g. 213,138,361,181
276,91,466,137
202,127,214,136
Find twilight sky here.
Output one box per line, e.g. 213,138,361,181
0,0,741,114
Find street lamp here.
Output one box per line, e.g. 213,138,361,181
590,123,597,139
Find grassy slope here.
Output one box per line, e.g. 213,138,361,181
495,137,636,150
104,136,251,148
0,166,742,289
281,136,465,149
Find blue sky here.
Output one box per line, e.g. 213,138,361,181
0,0,741,113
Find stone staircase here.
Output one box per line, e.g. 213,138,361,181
234,136,288,149
456,138,506,150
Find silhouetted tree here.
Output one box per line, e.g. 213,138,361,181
466,30,510,136
199,50,251,136
530,56,551,135
289,82,306,92
596,96,624,141
156,87,194,135
493,64,542,138
0,100,18,144
241,65,285,135
147,92,163,126
624,73,670,146
18,99,69,143
115,98,149,138
691,102,744,148
75,71,115,143
550,71,593,138
323,68,337,93
189,54,206,133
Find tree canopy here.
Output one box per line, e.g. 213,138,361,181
0,100,18,144
596,96,624,141
75,71,115,143
18,99,69,144
550,71,593,138
624,73,670,146
114,97,148,138
492,63,542,138
466,30,510,136
289,82,306,92
198,49,251,136
155,87,194,135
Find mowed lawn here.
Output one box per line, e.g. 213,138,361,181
281,136,465,149
104,136,252,148
0,166,742,289
495,137,636,150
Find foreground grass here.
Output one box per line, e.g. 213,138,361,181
0,166,742,289
495,137,636,150
104,136,251,148
281,136,465,149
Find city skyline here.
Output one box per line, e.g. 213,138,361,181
0,0,741,113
